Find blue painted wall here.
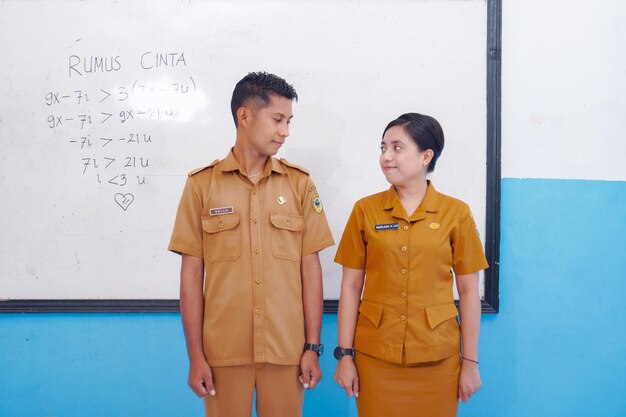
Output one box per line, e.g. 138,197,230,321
2,178,625,417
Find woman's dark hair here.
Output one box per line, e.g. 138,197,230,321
382,113,445,172
230,72,298,126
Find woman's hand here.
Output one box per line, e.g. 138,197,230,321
458,359,481,402
334,356,360,398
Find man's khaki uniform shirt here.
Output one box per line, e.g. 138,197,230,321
334,182,488,364
169,151,334,367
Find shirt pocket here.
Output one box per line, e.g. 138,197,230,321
358,299,384,328
269,212,304,261
425,302,459,330
201,213,241,262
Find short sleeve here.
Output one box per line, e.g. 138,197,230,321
334,203,366,269
301,177,335,255
168,176,204,258
451,209,489,275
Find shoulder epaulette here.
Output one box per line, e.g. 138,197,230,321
188,159,219,176
279,158,310,175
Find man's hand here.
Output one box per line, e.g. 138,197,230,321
188,357,216,398
334,356,359,398
299,350,322,390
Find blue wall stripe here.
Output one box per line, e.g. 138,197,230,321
2,178,625,417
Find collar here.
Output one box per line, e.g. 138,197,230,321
218,149,287,175
383,180,440,221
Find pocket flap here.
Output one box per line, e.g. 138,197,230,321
202,213,240,233
358,300,384,328
425,302,459,329
270,212,304,232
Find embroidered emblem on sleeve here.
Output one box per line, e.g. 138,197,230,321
469,212,480,236
312,194,323,213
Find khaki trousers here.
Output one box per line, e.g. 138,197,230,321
204,363,303,417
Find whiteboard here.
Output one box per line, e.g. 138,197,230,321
0,0,488,301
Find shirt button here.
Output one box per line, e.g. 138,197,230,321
400,291,407,298
256,308,262,315
252,217,258,223
403,225,409,231
255,278,261,284
218,223,224,229
400,315,406,321
401,268,407,274
254,248,260,254
401,246,407,252
252,189,257,196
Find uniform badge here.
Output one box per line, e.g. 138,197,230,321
308,184,317,193
209,206,234,216
312,194,323,213
277,196,286,205
429,222,441,230
469,212,480,236
375,223,399,231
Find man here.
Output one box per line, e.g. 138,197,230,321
168,72,334,417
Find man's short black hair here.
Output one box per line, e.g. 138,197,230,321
230,72,298,126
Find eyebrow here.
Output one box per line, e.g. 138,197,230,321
380,139,404,145
272,112,293,120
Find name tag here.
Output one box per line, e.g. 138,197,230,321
375,223,399,231
209,206,234,216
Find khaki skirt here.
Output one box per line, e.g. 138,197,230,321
355,351,461,417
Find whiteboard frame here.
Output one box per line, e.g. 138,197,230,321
0,0,501,314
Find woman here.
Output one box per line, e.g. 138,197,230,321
333,113,488,417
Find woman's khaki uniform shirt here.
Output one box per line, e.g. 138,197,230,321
169,151,334,367
335,182,488,364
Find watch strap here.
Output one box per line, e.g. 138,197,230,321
303,343,323,357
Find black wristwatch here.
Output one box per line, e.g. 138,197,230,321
333,346,355,360
303,343,324,357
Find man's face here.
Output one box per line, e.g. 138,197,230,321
243,95,293,157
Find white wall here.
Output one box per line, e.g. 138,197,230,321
502,0,626,181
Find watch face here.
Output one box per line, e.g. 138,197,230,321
333,346,343,360
334,347,354,359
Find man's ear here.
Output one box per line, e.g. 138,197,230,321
236,106,249,128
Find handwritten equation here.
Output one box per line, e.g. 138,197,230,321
44,51,196,211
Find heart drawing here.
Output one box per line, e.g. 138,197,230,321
114,193,135,211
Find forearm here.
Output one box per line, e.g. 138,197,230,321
457,273,481,360
337,268,365,348
301,253,323,344
180,254,206,361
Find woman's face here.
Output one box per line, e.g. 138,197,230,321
379,125,431,186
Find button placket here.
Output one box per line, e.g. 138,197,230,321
250,184,265,358
399,221,410,309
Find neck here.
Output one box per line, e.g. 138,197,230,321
394,177,429,217
394,177,428,201
232,141,268,177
